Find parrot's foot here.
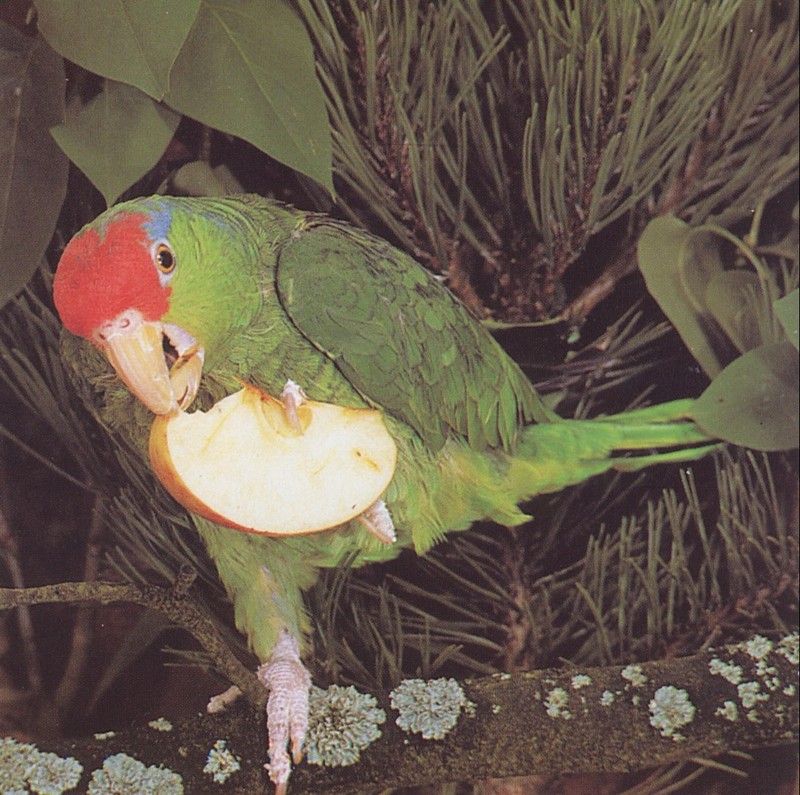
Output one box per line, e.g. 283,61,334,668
280,379,308,432
257,630,312,794
358,498,396,544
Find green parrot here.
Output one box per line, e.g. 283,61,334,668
53,194,717,791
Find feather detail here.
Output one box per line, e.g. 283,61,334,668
274,219,555,452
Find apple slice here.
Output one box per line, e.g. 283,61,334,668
148,383,397,535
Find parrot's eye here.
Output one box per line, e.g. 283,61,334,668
154,243,176,274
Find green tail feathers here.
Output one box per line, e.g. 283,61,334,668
404,398,719,554
507,398,719,501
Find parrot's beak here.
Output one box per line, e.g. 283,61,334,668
95,309,204,415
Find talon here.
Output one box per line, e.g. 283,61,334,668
358,499,396,544
257,630,312,792
207,684,242,714
280,379,308,433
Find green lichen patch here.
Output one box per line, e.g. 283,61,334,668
620,664,648,688
87,753,183,794
390,678,474,740
305,685,386,767
744,635,774,661
0,738,37,793
706,631,799,726
777,633,799,665
203,739,241,784
544,687,571,720
648,686,696,741
737,681,769,710
570,674,592,690
0,737,82,795
26,751,83,795
147,718,173,733
715,700,738,722
708,657,744,685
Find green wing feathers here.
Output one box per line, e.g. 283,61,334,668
275,217,556,452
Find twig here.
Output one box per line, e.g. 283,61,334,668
53,493,106,717
0,578,264,705
559,245,638,325
0,501,44,697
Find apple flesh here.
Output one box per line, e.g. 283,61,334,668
148,384,397,535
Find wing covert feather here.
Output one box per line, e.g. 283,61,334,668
275,218,554,451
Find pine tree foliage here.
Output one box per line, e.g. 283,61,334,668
299,0,798,319
306,450,797,693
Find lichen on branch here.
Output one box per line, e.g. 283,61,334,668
0,635,795,793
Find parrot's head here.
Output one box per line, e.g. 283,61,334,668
53,197,261,415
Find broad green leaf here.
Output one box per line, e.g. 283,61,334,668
165,0,333,194
691,340,799,451
35,0,200,100
166,160,244,196
678,229,723,317
637,216,728,377
51,80,181,206
0,25,68,307
704,270,763,354
774,289,798,350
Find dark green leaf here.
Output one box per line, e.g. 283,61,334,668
774,289,798,350
678,229,723,317
164,0,333,194
0,25,68,307
50,79,181,206
35,0,200,100
637,216,727,377
166,160,244,197
691,340,799,451
704,270,763,354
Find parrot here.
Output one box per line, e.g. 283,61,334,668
52,194,718,792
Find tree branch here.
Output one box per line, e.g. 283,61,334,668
0,594,795,794
0,575,264,705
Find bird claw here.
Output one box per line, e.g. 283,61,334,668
358,499,396,544
280,379,308,433
257,630,312,792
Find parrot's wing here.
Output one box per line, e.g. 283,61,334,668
275,218,556,452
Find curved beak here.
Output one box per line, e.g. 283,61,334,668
95,310,204,415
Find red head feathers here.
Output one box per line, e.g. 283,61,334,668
53,213,170,340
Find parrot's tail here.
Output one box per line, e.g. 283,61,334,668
505,397,720,503
404,398,720,554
